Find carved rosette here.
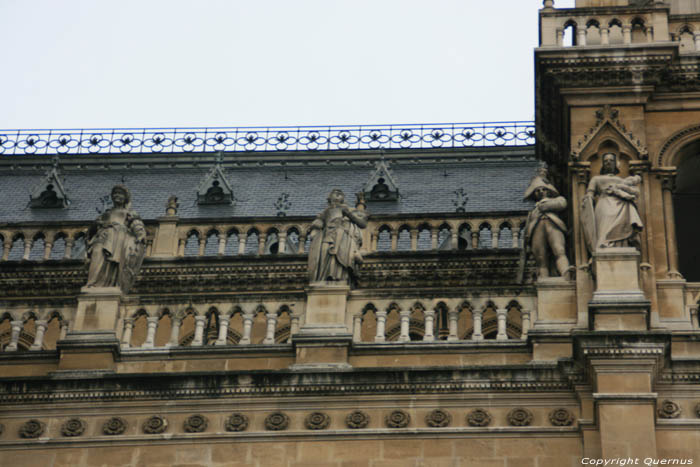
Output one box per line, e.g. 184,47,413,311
225,413,249,432
19,419,45,439
657,400,681,419
184,414,208,433
549,408,574,427
466,409,492,427
425,409,451,428
346,410,370,429
265,412,289,431
61,418,86,437
507,408,533,427
103,417,127,435
305,412,330,430
385,410,410,428
143,415,168,434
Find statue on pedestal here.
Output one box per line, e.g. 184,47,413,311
86,185,146,293
308,189,368,283
581,153,643,253
520,168,571,280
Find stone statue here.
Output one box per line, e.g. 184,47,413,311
86,185,146,293
308,189,368,283
520,168,571,280
581,153,643,253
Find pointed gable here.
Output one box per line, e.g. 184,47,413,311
363,157,399,201
29,156,69,208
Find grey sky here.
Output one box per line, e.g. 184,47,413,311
0,0,575,129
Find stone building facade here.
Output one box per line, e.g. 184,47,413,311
1,0,700,465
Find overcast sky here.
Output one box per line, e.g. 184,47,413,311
0,0,575,129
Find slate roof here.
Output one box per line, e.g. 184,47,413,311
0,147,537,223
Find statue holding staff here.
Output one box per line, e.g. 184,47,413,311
308,189,368,283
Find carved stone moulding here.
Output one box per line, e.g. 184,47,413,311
225,413,249,432
305,412,331,430
0,423,4,436
61,418,86,437
657,400,681,419
507,408,533,427
346,410,370,429
385,410,410,428
143,415,168,434
19,419,45,438
549,408,574,427
466,409,492,427
265,412,289,431
183,414,208,433
425,409,451,428
103,417,127,435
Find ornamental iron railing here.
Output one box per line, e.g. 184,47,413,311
0,122,535,156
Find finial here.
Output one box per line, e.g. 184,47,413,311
166,195,179,216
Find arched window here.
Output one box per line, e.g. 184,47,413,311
674,149,700,281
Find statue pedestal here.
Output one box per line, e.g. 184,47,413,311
589,248,650,331
534,278,577,330
57,287,121,371
291,282,352,370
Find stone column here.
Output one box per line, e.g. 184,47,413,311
217,236,227,255
423,309,436,342
142,316,159,348
352,314,363,342
447,309,459,341
491,228,500,249
410,229,418,251
622,25,632,44
192,315,206,346
5,320,23,351
22,239,32,260
520,310,531,339
215,313,231,345
556,28,564,46
263,311,278,344
660,172,681,278
289,315,300,340
177,238,185,257
197,237,206,256
238,236,247,255
258,233,267,255
471,231,479,249
278,231,287,253
451,230,459,250
43,242,52,260
398,310,411,342
577,27,587,46
59,321,69,340
600,27,610,45
239,313,254,345
167,317,181,347
29,320,48,350
298,234,306,254
374,310,387,343
512,225,520,248
121,318,134,348
471,309,483,341
2,240,11,261
430,229,438,250
63,238,74,259
646,26,653,42
390,231,398,251
496,308,508,341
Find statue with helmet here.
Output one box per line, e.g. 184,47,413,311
519,166,571,281
85,185,147,293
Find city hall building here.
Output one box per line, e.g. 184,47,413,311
2,0,700,465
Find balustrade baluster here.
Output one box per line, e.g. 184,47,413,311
471,310,483,341
192,316,206,346
496,308,508,341
263,311,277,344
29,320,48,350
399,310,411,342
422,309,435,341
142,317,159,348
121,318,134,348
215,313,231,345
5,320,23,351
374,311,387,342
239,313,254,345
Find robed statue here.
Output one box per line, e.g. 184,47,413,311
308,189,368,283
518,168,571,281
86,185,146,293
581,153,643,253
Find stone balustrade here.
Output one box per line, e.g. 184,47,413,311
0,307,73,352
0,213,526,263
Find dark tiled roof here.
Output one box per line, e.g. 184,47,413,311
0,149,537,223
